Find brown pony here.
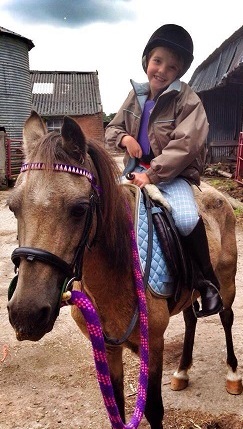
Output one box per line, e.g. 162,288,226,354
7,111,242,429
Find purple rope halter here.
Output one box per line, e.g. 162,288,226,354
65,208,149,428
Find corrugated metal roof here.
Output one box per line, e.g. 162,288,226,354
189,26,243,92
0,26,34,51
30,71,102,116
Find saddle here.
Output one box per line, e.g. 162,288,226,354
124,183,192,303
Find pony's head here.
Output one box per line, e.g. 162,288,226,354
7,111,131,341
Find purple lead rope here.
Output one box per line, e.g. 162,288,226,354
66,209,149,428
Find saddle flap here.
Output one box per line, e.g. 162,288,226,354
122,184,177,298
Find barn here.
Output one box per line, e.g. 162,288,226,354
189,26,243,165
30,70,104,141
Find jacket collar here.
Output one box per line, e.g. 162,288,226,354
130,80,149,110
130,78,182,96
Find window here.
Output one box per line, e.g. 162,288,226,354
32,83,54,94
46,118,63,132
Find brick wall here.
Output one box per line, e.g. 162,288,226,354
74,113,104,145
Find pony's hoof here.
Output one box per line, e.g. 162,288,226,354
226,379,243,395
170,372,189,391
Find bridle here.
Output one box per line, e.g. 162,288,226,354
8,161,142,348
9,162,101,301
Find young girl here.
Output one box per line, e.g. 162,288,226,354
105,24,223,318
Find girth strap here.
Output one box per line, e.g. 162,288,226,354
141,188,154,287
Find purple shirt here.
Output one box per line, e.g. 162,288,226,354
137,99,155,155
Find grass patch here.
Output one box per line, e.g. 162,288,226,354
208,179,223,187
234,207,243,216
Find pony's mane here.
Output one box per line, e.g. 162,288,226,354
26,131,132,272
83,139,133,272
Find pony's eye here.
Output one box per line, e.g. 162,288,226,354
71,203,89,218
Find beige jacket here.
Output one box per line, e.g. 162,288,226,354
105,79,209,185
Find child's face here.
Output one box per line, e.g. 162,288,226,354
146,46,183,98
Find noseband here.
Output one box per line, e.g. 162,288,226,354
9,162,101,300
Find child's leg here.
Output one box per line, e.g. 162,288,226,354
157,178,199,236
158,178,223,317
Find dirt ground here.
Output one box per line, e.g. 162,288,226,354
0,176,243,429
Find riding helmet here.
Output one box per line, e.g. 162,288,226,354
142,24,194,77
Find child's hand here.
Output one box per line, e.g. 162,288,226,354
120,136,142,158
130,172,151,188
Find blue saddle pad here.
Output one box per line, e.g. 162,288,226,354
136,191,175,298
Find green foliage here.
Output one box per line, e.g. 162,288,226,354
103,112,116,123
208,179,223,187
234,207,243,217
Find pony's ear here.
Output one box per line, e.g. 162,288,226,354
61,117,87,163
23,111,47,155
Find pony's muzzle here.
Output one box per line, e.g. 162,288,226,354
7,292,54,341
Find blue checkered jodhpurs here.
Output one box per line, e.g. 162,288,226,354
134,166,199,236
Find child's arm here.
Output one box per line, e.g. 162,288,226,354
120,135,142,158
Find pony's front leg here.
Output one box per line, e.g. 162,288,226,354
145,352,164,429
144,298,171,429
106,345,125,422
171,303,198,391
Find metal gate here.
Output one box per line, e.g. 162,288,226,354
5,138,24,181
235,132,243,185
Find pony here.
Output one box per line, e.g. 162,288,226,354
7,111,242,429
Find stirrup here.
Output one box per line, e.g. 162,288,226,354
191,285,224,319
